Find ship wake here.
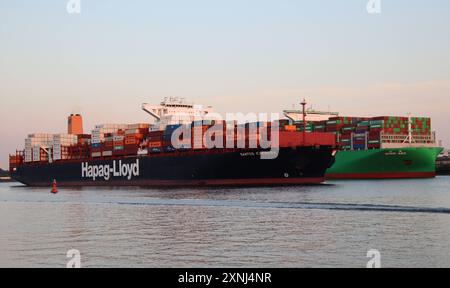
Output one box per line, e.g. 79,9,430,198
5,197,450,215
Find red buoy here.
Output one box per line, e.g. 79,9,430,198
51,179,58,194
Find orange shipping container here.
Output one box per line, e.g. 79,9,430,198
149,141,162,148
284,125,296,131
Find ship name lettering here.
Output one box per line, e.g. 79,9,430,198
81,160,139,181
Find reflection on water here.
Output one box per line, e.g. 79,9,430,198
1,177,450,267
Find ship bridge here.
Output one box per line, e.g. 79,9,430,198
142,97,216,127
283,108,339,122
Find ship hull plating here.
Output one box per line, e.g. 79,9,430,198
326,147,443,180
12,147,335,187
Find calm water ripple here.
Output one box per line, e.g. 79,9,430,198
1,177,450,267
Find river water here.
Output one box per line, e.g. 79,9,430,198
1,177,450,268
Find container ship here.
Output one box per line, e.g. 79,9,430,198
8,98,337,187
436,150,450,175
284,108,443,179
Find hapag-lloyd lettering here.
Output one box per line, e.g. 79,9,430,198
81,160,140,181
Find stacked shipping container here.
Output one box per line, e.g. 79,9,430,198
21,114,432,163
91,124,128,157
25,133,92,162
9,152,23,172
302,116,432,151
25,134,54,162
53,134,78,160
145,120,299,153
19,117,340,165
369,116,431,135
91,124,150,157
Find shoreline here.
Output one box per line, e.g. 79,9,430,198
0,177,13,183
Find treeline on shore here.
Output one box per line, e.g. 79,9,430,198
0,168,10,177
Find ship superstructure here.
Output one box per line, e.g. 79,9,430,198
142,97,217,129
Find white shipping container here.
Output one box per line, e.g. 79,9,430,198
53,145,61,157
28,133,53,139
53,137,77,141
29,133,48,137
90,125,129,146
95,124,128,130
92,133,104,138
127,123,150,130
150,124,165,131
102,151,113,157
53,134,77,143
52,141,73,160
24,148,33,162
26,134,54,152
32,147,40,162
91,152,102,158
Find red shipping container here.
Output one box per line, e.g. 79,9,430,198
278,131,336,147
148,141,162,148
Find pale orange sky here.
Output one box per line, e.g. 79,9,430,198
1,1,450,168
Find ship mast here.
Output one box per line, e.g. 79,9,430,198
408,113,412,144
301,99,307,145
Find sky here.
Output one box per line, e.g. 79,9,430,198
1,0,450,168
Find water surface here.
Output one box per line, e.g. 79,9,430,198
1,177,450,267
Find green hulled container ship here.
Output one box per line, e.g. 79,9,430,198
284,108,443,180
326,147,443,179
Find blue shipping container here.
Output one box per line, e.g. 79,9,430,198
164,146,176,153
353,144,366,150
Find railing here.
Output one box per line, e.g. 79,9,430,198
380,131,436,144
380,132,437,148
